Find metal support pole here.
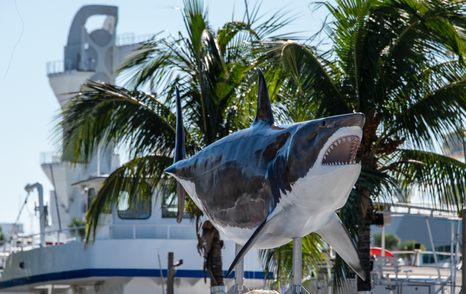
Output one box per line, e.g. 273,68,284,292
450,222,455,294
24,183,45,248
234,244,244,293
167,252,174,294
453,220,460,293
462,129,466,294
381,225,386,278
462,205,466,294
166,251,183,294
292,237,302,293
425,217,442,281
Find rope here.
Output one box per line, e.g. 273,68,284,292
12,193,30,234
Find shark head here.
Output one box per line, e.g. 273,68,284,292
269,113,364,214
289,113,363,170
289,113,363,168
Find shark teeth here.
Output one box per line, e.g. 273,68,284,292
322,135,361,166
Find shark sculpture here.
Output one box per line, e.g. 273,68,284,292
165,72,365,279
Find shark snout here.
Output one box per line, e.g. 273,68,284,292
164,161,185,178
164,165,176,175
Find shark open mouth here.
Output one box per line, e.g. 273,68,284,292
322,135,361,166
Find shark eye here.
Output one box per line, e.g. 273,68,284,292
320,120,334,128
263,133,290,160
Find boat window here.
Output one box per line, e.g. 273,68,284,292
161,191,190,219
118,191,151,219
161,192,178,218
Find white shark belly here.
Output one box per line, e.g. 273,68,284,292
250,164,361,248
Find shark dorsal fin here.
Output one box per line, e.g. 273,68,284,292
174,87,187,223
174,87,185,162
253,71,274,126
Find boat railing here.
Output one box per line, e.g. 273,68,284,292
374,250,457,273
46,60,65,75
1,223,196,253
371,249,461,293
46,34,154,76
382,203,460,219
46,59,96,76
116,33,153,46
108,223,196,240
40,152,62,165
2,227,82,253
300,248,460,293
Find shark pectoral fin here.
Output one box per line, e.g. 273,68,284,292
316,213,365,281
225,216,273,278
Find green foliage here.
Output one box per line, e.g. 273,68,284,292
393,149,466,208
399,240,425,252
373,233,400,250
259,234,327,289
262,0,466,286
0,227,4,243
398,240,426,260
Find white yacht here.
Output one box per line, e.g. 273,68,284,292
0,5,266,294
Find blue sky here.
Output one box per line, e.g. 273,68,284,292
0,0,326,232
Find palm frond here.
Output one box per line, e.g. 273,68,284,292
387,149,466,210
183,0,209,61
320,0,380,105
386,78,466,149
247,3,299,40
117,37,180,91
376,0,466,110
278,41,351,117
59,81,177,162
217,21,259,57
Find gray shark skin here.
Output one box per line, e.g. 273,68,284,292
165,72,365,279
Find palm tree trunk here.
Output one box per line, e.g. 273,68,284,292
198,220,225,292
357,196,373,292
208,229,224,287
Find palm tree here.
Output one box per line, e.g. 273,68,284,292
59,0,293,290
263,0,466,291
